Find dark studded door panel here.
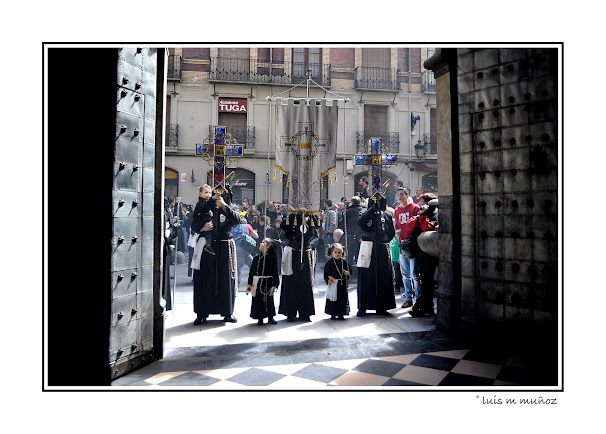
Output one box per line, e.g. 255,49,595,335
110,48,160,380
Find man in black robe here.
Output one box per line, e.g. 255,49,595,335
278,215,319,321
191,189,241,324
343,196,363,277
162,196,177,311
356,197,396,316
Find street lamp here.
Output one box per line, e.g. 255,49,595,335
414,139,425,158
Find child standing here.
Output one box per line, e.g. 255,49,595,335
246,238,280,325
324,243,351,320
191,184,216,256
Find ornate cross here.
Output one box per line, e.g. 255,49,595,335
196,126,243,195
354,137,397,201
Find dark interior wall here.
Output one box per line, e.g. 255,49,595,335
457,48,559,331
47,48,117,385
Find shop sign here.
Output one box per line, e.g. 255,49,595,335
232,179,254,188
218,98,247,113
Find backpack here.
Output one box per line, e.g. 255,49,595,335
233,223,256,252
400,217,423,259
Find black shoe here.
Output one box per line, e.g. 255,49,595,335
356,310,366,317
223,315,237,323
409,308,425,317
337,315,345,320
268,317,277,324
301,316,311,322
409,303,429,317
193,316,206,325
331,315,337,320
257,319,264,326
287,316,296,322
204,245,216,256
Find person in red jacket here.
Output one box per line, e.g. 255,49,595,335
393,187,420,308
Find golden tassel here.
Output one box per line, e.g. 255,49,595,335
272,170,276,180
310,219,315,227
279,174,282,182
286,215,290,225
321,180,324,189
329,178,333,185
294,216,298,225
334,173,337,183
286,177,289,187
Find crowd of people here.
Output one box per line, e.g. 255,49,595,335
162,178,439,325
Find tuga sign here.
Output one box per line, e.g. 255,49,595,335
218,98,247,113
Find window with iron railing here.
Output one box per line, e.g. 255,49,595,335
423,133,438,155
421,70,436,93
167,55,182,81
355,66,400,90
355,131,400,154
166,124,179,147
208,125,255,150
209,57,331,86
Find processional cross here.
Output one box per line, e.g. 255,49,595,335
354,137,397,202
196,126,243,195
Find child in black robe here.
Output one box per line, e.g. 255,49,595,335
191,184,216,255
324,243,351,320
246,238,280,325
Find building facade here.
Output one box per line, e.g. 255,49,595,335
164,46,438,208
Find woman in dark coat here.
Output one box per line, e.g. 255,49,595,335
324,243,351,320
246,238,280,325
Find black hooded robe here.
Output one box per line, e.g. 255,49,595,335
356,204,397,313
324,257,351,316
278,216,318,319
191,197,241,319
248,252,280,319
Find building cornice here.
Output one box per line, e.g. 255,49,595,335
423,48,456,79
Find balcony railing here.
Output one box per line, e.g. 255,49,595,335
423,133,438,155
356,131,400,154
355,66,400,90
166,124,179,148
167,55,182,81
209,57,331,87
421,70,436,93
209,125,255,150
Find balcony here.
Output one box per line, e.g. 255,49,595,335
289,62,331,87
166,124,179,148
209,57,331,87
355,67,400,91
209,125,255,150
356,131,400,154
423,133,438,155
421,70,436,93
167,55,182,81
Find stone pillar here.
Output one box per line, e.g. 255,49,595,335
423,49,460,334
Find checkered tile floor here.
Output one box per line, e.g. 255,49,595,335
111,331,557,389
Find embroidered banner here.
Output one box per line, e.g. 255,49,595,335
275,100,338,213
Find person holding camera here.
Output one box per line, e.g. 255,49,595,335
393,187,420,308
404,194,438,317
